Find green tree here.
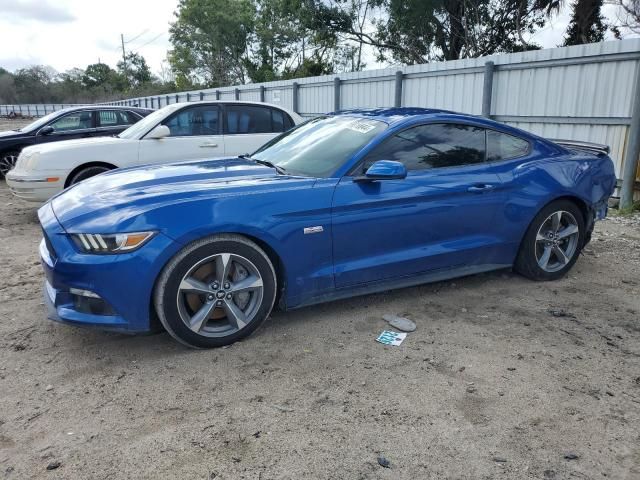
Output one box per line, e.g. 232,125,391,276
13,66,54,103
563,0,608,45
117,52,153,88
314,0,563,64
169,0,256,87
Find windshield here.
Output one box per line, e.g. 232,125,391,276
16,110,70,132
117,104,181,139
252,116,387,177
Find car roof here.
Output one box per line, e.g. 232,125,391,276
54,105,153,114
332,107,542,138
163,100,301,119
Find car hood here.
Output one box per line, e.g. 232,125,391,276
27,135,131,154
0,129,28,139
51,158,315,232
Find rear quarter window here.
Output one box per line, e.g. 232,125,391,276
487,130,530,161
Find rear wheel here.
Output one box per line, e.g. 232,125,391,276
68,165,111,185
515,200,585,281
0,151,19,178
154,234,277,348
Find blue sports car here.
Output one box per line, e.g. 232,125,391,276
38,108,616,348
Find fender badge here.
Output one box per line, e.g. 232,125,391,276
303,226,324,234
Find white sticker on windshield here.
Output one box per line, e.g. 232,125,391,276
346,120,377,134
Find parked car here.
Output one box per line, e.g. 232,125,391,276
6,101,301,201
0,105,152,178
38,108,616,348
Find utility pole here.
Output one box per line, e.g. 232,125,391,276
121,33,129,86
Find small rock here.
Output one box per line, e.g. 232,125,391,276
507,367,516,371
548,309,576,319
46,461,61,471
497,391,505,396
492,456,507,463
544,470,557,479
458,366,465,372
461,308,468,313
382,314,416,332
45,385,53,391
377,456,390,468
564,453,579,460
466,386,477,394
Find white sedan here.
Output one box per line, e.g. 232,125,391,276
6,101,301,202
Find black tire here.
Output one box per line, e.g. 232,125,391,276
154,234,277,348
68,166,111,185
0,150,20,178
515,199,585,281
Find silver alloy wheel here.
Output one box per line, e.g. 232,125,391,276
176,253,264,337
0,154,18,176
535,210,580,273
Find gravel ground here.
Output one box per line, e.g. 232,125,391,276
0,152,639,479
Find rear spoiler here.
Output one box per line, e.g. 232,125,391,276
548,138,610,156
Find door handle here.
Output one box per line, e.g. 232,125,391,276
467,184,495,193
200,143,218,148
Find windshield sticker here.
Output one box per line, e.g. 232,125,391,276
346,120,378,134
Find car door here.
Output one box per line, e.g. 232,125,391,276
95,110,139,137
223,104,287,156
138,104,224,165
331,122,507,288
35,110,96,144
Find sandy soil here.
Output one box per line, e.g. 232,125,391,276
0,179,639,479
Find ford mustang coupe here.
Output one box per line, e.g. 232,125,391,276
38,108,616,348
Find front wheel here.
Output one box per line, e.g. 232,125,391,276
154,234,277,348
515,200,585,281
0,151,20,178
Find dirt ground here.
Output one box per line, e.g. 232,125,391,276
0,121,639,479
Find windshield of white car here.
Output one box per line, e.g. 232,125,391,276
117,104,182,140
15,110,67,133
251,116,387,177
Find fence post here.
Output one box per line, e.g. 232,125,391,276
35,105,39,116
216,90,220,100
260,85,265,102
482,61,495,118
200,92,204,101
292,82,299,114
234,88,240,100
186,93,191,102
334,77,341,111
394,71,403,108
175,94,179,103
620,63,640,210
150,97,155,109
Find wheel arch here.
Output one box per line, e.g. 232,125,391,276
150,230,288,326
64,161,118,187
516,194,591,258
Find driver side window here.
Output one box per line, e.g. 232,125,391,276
361,123,486,173
49,111,93,132
165,106,220,137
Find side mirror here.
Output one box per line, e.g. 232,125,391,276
38,126,54,136
354,160,407,182
145,124,170,140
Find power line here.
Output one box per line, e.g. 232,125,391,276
130,32,167,53
124,29,150,45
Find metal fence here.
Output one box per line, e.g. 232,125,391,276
2,39,639,195
0,104,88,117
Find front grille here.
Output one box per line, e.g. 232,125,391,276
42,229,57,261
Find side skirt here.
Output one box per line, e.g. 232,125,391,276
285,263,512,311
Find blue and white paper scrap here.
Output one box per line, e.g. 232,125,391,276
376,330,407,346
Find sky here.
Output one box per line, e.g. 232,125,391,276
0,0,635,77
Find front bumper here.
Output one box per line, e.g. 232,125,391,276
6,171,65,202
39,203,180,333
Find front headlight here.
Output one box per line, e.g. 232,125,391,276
16,150,40,171
70,232,155,254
